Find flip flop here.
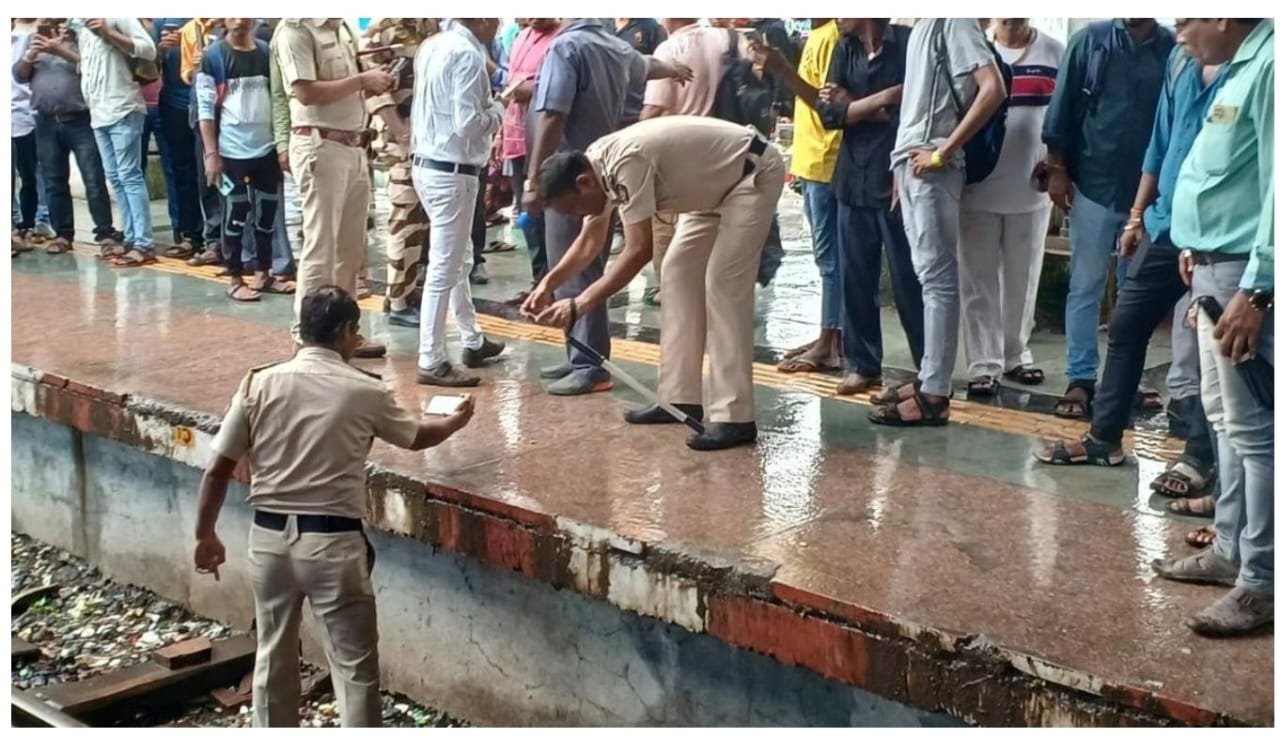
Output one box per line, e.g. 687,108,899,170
1054,381,1095,420
776,355,841,374
1168,496,1215,519
781,339,817,360
967,375,1000,398
1003,365,1044,385
1186,526,1216,548
110,250,158,268
227,283,262,302
162,243,196,260
484,240,517,253
256,276,296,295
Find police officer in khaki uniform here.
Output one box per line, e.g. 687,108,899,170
193,285,474,727
273,19,395,357
359,18,439,328
522,116,784,451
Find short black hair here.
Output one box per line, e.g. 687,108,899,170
299,285,361,345
537,151,593,200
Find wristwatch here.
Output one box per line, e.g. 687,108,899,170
1246,289,1273,312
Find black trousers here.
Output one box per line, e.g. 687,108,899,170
11,132,39,230
220,153,283,277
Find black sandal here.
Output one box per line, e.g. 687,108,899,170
871,380,921,407
967,375,1000,398
1150,462,1212,498
1053,381,1095,420
869,392,950,427
1033,435,1125,466
1003,365,1045,385
1167,496,1215,519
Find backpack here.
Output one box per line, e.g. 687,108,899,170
932,20,1013,184
711,29,778,138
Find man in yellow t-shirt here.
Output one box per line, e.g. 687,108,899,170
775,19,843,373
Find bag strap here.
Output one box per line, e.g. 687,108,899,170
1081,21,1114,108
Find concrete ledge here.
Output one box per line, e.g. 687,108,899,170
9,364,1254,726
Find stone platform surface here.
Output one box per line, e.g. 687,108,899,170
7,252,1272,726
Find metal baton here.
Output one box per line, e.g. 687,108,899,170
564,334,706,435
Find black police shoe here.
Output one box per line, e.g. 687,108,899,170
388,305,421,328
624,403,703,425
687,422,758,451
462,337,505,368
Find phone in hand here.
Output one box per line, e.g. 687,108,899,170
217,174,235,196
424,394,468,416
37,23,56,38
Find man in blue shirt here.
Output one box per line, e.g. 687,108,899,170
1153,18,1273,638
1036,32,1222,516
152,17,204,255
522,18,645,397
1040,19,1175,419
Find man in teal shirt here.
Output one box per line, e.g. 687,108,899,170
1153,18,1273,638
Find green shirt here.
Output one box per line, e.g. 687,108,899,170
1172,20,1274,291
269,26,291,155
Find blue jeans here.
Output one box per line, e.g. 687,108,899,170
1194,260,1274,596
837,201,925,376
1089,236,1211,468
94,111,153,250
35,113,115,242
801,179,840,329
1065,191,1128,383
142,104,184,241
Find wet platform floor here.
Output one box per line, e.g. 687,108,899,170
7,252,1272,725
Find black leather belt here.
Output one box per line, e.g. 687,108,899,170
1188,250,1250,266
254,510,362,534
742,136,769,178
40,111,90,124
413,155,479,177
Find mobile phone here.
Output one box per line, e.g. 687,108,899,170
218,174,235,196
37,23,56,38
162,23,181,32
424,394,467,416
388,57,408,77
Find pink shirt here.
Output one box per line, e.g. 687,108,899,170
642,25,730,117
141,78,162,108
502,25,558,161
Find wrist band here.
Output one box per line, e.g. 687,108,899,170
929,150,944,168
568,297,578,326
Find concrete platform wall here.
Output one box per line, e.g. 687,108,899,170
10,411,960,727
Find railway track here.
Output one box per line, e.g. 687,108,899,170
10,687,88,728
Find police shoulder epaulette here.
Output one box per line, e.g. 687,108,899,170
241,360,286,396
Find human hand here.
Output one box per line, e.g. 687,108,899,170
670,61,694,85
749,41,787,75
1047,167,1074,213
520,281,554,318
194,534,226,581
159,30,180,50
535,298,576,329
1214,291,1264,363
360,68,396,95
85,18,107,35
522,187,543,217
1118,224,1144,260
909,148,941,179
277,151,290,174
204,152,224,188
447,394,476,431
1178,249,1194,287
819,83,851,107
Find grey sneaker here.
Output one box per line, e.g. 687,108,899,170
1187,587,1274,637
538,363,575,381
547,369,612,396
1152,548,1239,586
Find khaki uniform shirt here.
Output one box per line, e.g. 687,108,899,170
273,18,366,132
211,347,421,520
586,116,761,226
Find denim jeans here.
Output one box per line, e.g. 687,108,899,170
1194,260,1274,596
1065,191,1129,383
837,201,925,376
1089,236,1211,466
510,156,548,283
35,113,115,242
896,163,964,397
800,179,840,329
194,124,222,245
757,213,784,287
94,111,153,250
157,105,202,242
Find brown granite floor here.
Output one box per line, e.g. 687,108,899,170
8,258,1273,724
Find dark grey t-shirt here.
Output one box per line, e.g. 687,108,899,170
891,18,994,168
14,35,90,116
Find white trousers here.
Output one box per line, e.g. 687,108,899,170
957,206,1051,378
412,167,483,370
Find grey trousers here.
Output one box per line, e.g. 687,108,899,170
895,163,964,397
1193,260,1274,596
1166,292,1200,401
545,209,610,376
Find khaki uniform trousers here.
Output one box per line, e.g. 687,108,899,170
658,148,785,423
384,153,429,310
650,211,678,283
290,132,369,328
249,519,381,728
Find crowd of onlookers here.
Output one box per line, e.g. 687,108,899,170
10,18,1274,637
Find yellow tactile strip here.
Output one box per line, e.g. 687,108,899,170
72,243,1182,462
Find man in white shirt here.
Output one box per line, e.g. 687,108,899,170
74,17,158,265
957,19,1064,397
411,18,506,387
